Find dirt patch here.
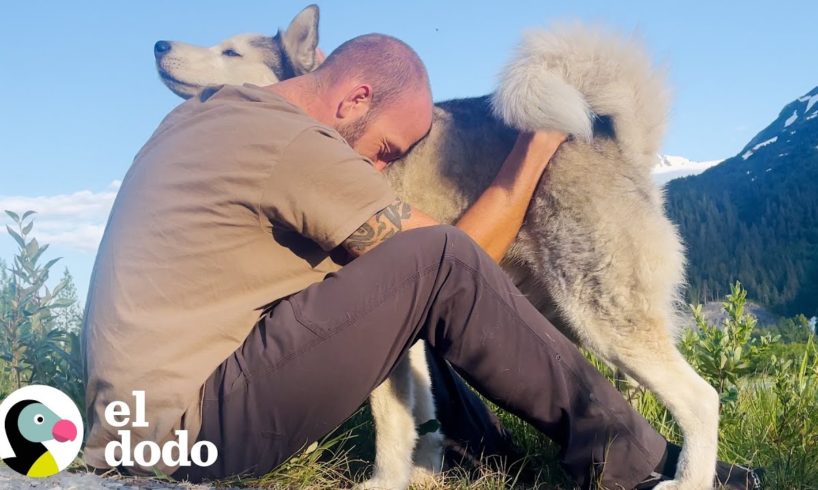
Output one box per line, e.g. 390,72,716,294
0,465,224,489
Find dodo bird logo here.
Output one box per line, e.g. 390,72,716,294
0,385,83,478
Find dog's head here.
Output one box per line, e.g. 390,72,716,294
154,4,323,98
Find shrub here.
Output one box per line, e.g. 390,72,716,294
0,210,84,407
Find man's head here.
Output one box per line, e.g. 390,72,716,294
285,33,434,170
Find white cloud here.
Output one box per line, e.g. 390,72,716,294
0,181,119,252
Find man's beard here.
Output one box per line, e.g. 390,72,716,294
337,113,371,148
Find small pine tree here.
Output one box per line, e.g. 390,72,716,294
54,268,83,334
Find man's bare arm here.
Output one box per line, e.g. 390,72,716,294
342,199,437,256
455,131,565,262
341,131,565,260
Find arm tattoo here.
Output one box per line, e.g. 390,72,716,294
344,199,412,256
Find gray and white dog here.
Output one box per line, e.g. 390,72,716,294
154,5,718,490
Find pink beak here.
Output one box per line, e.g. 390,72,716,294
52,419,77,443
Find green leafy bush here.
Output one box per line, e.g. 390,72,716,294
679,282,818,487
680,282,776,406
0,210,84,407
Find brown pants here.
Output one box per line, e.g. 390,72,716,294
178,225,666,489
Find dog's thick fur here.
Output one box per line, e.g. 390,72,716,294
156,7,719,490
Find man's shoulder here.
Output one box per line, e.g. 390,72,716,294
279,124,366,169
167,84,328,136
213,85,355,151
148,84,351,160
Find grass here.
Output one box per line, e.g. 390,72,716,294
216,404,575,490
227,346,817,490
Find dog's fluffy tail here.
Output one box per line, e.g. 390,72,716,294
491,25,669,170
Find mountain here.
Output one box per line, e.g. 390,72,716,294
653,155,723,185
665,86,818,317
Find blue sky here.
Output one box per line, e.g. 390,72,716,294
1,1,817,300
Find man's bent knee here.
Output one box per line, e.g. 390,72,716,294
393,225,482,263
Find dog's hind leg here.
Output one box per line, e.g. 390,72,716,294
602,332,719,490
408,344,444,485
356,350,418,490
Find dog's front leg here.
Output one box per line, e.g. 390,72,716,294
356,352,418,490
408,343,444,485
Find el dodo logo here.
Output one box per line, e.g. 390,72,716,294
104,391,217,469
0,385,82,478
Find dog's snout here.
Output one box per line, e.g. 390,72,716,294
154,40,172,57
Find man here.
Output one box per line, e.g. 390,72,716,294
82,33,761,489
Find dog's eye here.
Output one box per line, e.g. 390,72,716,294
222,49,242,57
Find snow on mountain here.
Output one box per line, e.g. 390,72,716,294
652,154,723,185
784,110,798,127
619,87,818,186
742,136,779,160
799,92,818,113
737,86,818,164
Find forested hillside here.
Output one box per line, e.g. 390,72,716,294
666,87,818,317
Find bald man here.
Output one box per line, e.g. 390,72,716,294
83,34,760,489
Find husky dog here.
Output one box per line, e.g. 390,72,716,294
155,6,719,490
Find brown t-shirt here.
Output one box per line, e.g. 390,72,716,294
82,84,396,474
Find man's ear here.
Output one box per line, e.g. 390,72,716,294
336,85,373,120
281,4,320,75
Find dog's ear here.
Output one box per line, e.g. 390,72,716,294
281,4,320,75
314,47,326,67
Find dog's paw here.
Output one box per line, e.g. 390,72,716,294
353,476,407,490
409,465,440,488
412,440,443,474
